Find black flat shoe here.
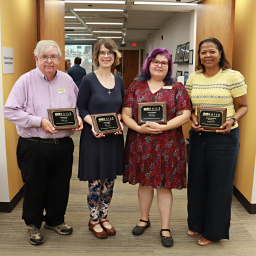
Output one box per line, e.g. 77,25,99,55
132,219,150,236
160,229,173,247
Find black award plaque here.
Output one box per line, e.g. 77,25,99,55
197,107,227,130
48,108,79,130
138,102,167,125
91,112,121,135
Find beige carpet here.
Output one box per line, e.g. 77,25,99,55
0,130,256,256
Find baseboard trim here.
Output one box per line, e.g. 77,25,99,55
233,185,256,214
0,185,25,213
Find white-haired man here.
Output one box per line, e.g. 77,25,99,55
4,40,83,245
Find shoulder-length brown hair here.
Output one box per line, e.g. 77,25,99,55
92,38,122,67
65,59,70,70
195,38,231,72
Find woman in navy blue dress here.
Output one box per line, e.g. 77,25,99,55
77,38,124,239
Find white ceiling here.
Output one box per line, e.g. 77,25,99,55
65,0,201,44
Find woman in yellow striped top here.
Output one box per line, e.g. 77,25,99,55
185,38,248,246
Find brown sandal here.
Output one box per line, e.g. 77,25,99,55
88,220,108,239
100,219,116,236
187,230,201,236
197,236,213,246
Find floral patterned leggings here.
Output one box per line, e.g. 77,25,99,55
87,179,115,222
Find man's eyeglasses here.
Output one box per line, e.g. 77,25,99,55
39,55,59,62
151,59,169,67
98,51,115,57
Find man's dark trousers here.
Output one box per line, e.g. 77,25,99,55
17,137,74,229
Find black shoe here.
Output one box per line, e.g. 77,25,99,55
132,219,150,236
160,229,173,247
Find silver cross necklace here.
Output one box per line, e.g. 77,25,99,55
95,71,113,95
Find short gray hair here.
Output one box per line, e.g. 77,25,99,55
34,40,62,57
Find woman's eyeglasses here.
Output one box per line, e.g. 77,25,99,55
98,51,115,57
151,59,169,67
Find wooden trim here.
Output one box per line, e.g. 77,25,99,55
196,0,235,67
229,0,236,68
36,0,40,41
35,0,65,71
233,186,256,214
36,0,45,42
140,49,144,68
0,185,25,213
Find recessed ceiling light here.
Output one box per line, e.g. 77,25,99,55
65,27,87,29
86,22,123,25
65,1,125,4
73,38,97,40
65,16,76,18
74,9,124,12
133,2,197,6
65,22,81,24
93,31,122,33
97,36,122,38
66,34,92,35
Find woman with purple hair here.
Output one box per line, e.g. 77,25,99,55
122,47,192,247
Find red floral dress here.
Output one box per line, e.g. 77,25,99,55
123,80,192,189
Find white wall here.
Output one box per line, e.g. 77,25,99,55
143,11,196,80
144,34,154,61
0,17,10,202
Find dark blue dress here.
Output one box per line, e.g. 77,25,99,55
77,72,125,181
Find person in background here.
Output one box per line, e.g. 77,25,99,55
4,40,83,246
68,57,87,88
113,68,118,75
77,38,124,239
122,47,191,247
114,64,121,75
186,38,248,246
65,59,71,73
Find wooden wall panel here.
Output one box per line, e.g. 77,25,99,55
0,0,37,203
232,0,256,205
37,0,65,71
196,0,235,67
183,0,236,141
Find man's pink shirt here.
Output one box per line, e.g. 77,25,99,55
4,67,79,138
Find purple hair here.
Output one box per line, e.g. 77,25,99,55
137,47,173,84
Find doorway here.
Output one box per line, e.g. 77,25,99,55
119,50,140,90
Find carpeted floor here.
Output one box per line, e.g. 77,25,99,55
0,130,256,256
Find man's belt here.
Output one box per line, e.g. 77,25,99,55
21,137,70,145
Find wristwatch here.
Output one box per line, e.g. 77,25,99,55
231,117,237,126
